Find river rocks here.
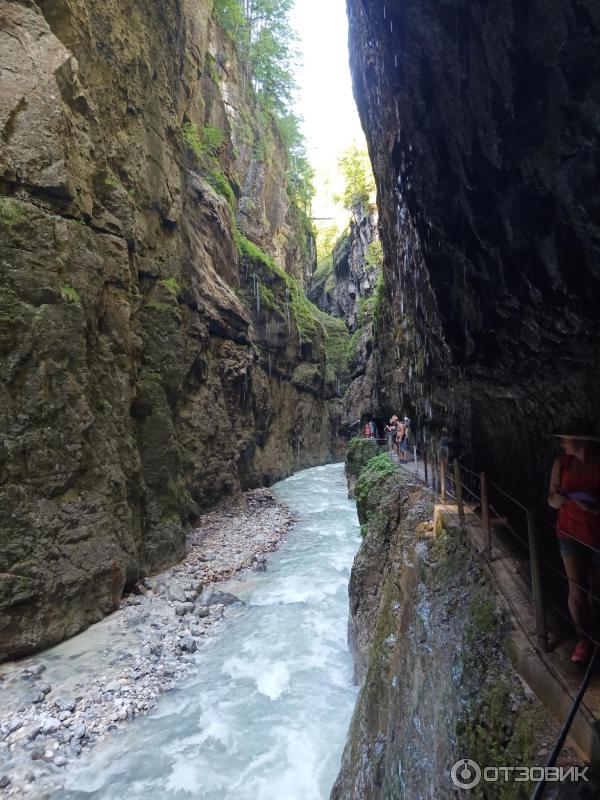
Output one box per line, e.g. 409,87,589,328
174,602,195,617
178,637,197,654
198,591,243,607
40,718,60,735
54,698,76,714
0,487,294,798
23,691,43,706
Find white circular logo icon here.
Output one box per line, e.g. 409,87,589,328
451,759,482,790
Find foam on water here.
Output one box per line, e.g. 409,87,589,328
60,462,361,800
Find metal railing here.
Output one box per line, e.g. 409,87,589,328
375,438,600,794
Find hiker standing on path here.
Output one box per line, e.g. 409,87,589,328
396,418,408,462
548,419,600,665
385,416,398,454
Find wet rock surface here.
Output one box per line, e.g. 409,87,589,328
0,488,294,798
331,464,588,799
0,0,339,660
346,0,600,499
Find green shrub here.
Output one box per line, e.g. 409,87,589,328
236,232,351,378
60,283,81,304
0,198,25,228
207,170,236,208
202,125,226,156
205,51,220,84
159,278,180,297
104,175,121,189
182,122,225,159
145,302,182,320
182,121,203,158
354,453,399,507
365,239,383,270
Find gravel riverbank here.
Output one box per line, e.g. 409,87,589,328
0,488,295,797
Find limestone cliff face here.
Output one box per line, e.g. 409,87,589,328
310,202,380,332
0,0,338,658
309,202,382,427
346,0,600,500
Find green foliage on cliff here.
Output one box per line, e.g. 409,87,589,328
316,310,350,384
213,0,297,114
182,122,225,159
354,453,399,507
159,278,180,297
346,271,385,369
337,143,376,210
278,113,314,213
311,255,334,298
0,197,25,228
211,0,313,213
181,121,236,208
207,170,236,208
60,284,81,304
346,437,380,479
236,231,349,379
365,239,383,270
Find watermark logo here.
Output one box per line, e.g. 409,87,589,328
450,760,589,789
451,759,482,790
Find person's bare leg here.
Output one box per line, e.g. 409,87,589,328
563,554,591,637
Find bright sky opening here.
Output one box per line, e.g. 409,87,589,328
291,0,367,225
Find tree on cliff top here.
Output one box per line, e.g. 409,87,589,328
212,0,313,212
337,143,376,210
212,0,297,114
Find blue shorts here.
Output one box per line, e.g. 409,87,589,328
558,537,600,565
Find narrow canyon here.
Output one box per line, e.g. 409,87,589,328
1,0,599,798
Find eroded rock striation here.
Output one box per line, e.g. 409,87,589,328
346,0,600,500
0,0,340,658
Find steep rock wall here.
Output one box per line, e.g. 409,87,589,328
309,203,382,427
332,457,565,799
0,0,338,658
346,0,600,503
310,202,380,331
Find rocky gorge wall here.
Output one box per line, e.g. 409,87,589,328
0,0,341,659
346,0,600,504
309,202,382,428
331,444,572,800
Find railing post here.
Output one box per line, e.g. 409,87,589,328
453,459,465,526
527,509,549,652
413,444,418,466
440,458,446,502
480,471,491,561
424,448,428,486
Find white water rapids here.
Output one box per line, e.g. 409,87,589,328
59,462,361,799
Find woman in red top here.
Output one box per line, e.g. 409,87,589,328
548,419,600,664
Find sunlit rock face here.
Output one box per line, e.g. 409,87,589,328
309,203,382,428
0,0,337,658
347,0,600,497
311,202,380,332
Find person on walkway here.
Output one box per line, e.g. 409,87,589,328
385,416,398,454
369,419,377,439
548,419,600,664
396,418,408,462
363,419,372,438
